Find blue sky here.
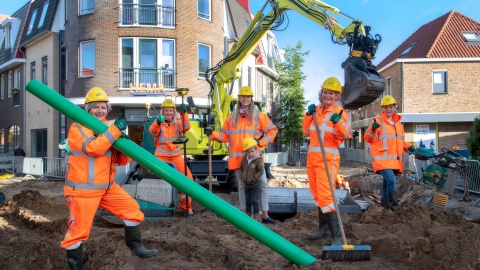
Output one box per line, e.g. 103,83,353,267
2,0,480,104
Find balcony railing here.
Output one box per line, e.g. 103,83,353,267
119,4,175,27
119,68,176,90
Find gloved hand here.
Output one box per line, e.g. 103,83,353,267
120,132,131,140
156,115,165,124
408,146,416,153
330,110,343,124
181,104,187,111
307,104,316,116
205,126,213,136
371,119,380,131
255,139,261,146
114,114,127,131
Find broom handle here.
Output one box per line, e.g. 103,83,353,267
208,136,213,192
312,112,348,245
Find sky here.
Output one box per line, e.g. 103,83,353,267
2,0,480,105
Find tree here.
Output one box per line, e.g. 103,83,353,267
275,41,309,164
466,116,480,159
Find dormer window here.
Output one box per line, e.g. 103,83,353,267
462,32,480,44
400,42,417,57
27,9,38,35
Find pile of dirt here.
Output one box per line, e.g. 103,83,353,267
1,161,480,269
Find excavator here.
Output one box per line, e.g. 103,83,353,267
129,0,384,216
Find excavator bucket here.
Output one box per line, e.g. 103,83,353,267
341,56,385,110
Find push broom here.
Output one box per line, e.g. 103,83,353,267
312,111,371,261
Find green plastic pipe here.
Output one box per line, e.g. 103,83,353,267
26,79,316,266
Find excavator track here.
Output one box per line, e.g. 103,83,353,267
341,57,385,110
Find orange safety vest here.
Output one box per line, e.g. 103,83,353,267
149,113,190,157
211,109,278,170
65,121,130,197
364,113,412,173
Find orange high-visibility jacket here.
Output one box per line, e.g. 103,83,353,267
302,105,351,159
211,109,278,170
364,113,412,173
65,121,130,197
149,112,190,157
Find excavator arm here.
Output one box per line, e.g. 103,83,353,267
206,0,385,124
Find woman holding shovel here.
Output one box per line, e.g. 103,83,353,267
303,77,351,245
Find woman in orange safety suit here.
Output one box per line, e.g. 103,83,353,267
62,87,157,270
364,95,414,210
303,77,351,245
149,98,193,215
207,86,278,224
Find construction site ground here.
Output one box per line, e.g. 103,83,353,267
1,160,480,270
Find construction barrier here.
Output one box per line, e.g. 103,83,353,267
0,156,16,173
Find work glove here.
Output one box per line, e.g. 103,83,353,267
255,139,261,146
330,110,343,124
156,115,165,124
114,114,127,131
371,119,380,131
181,104,187,111
120,132,131,140
408,146,416,153
205,126,213,136
307,104,316,116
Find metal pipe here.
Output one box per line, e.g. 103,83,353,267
25,79,316,266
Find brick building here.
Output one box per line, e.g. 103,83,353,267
352,10,480,153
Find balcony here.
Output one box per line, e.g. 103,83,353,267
119,68,176,90
119,4,175,27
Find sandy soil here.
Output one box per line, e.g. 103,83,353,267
1,161,480,270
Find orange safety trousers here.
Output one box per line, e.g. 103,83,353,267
157,154,193,213
307,152,340,214
61,182,143,249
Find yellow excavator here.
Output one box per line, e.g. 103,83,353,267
140,0,385,190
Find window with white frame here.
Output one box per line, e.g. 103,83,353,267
432,71,447,94
120,0,175,27
198,0,210,20
4,24,12,48
198,43,210,78
42,56,48,85
31,61,36,80
120,38,175,89
7,71,12,98
13,69,20,107
80,41,95,77
38,1,49,28
1,74,4,100
27,9,38,35
80,0,94,15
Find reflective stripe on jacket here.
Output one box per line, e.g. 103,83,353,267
149,113,190,157
65,121,129,196
364,113,412,173
211,109,278,170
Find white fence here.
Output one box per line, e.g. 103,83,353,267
22,157,66,179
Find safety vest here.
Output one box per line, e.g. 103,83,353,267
211,108,278,170
302,105,351,159
149,113,190,157
64,121,130,196
364,113,412,173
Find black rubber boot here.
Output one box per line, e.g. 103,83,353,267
380,198,389,209
66,244,83,270
124,225,158,258
326,211,342,246
388,192,399,211
307,208,329,240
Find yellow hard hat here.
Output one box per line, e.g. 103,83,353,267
381,95,397,106
161,99,176,108
321,77,342,93
238,86,254,97
242,137,258,151
85,87,109,104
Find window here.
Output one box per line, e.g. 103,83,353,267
1,74,4,100
31,61,36,80
80,0,94,15
31,129,47,157
0,128,4,153
13,69,20,107
120,38,176,89
198,43,210,78
8,125,20,153
80,41,95,77
198,0,211,20
38,1,49,28
4,25,12,48
387,77,391,95
462,32,480,44
7,71,12,98
120,0,175,27
42,57,48,85
432,71,447,94
27,9,38,35
247,67,252,88
400,42,417,57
